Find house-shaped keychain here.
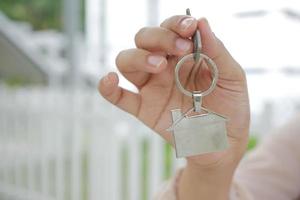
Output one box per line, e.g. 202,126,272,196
168,109,229,158
167,9,230,158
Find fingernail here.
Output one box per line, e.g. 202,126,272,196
176,38,191,52
102,74,112,86
148,55,165,68
180,17,195,30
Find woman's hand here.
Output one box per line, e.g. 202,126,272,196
99,15,250,199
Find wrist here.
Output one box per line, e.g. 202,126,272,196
177,153,240,200
176,135,247,200
185,159,235,186
178,163,234,200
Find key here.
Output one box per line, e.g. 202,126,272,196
167,9,229,158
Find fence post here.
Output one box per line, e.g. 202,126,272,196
70,90,83,200
148,133,164,200
54,90,65,200
41,89,50,198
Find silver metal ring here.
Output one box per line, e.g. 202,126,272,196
175,53,218,97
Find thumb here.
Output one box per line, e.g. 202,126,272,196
98,72,140,116
198,18,245,81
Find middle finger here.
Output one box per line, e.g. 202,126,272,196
134,27,193,57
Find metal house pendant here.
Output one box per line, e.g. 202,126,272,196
169,108,228,158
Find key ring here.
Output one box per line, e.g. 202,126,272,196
174,9,219,111
174,53,219,98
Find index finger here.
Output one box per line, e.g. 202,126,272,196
160,15,198,38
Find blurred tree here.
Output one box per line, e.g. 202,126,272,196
0,0,85,31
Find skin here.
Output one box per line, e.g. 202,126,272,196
98,15,250,200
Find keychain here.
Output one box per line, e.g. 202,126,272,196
167,9,229,158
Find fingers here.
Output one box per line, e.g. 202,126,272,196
116,49,167,73
198,18,246,81
115,16,246,93
98,72,141,116
160,15,197,38
134,15,197,57
135,27,193,57
116,48,168,87
116,15,198,88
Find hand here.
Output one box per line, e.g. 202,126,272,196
98,16,250,170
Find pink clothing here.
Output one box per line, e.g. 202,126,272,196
154,115,300,200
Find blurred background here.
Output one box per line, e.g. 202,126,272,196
0,0,300,199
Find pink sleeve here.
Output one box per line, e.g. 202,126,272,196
234,115,300,200
154,115,300,200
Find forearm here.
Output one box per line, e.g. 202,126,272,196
178,162,235,200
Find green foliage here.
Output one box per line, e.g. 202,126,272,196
0,0,85,31
4,77,30,87
0,0,63,30
163,144,173,180
247,135,258,151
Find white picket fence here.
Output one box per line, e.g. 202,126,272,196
1,85,300,200
0,86,186,200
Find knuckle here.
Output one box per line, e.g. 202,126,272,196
134,27,148,46
160,15,184,28
160,16,172,27
115,50,126,68
218,40,225,49
215,36,227,51
239,66,247,81
135,26,179,53
216,37,226,49
174,15,186,27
